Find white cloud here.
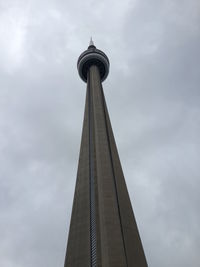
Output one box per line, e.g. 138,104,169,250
0,6,28,73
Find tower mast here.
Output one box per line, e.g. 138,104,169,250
64,41,147,267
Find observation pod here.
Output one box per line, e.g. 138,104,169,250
77,39,110,82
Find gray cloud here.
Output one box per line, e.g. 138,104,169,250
0,0,199,266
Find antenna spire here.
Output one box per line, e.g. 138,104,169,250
89,37,94,46
88,37,96,49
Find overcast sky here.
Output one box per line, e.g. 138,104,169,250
0,0,200,266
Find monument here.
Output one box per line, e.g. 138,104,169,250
64,39,147,267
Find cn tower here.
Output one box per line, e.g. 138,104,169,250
64,39,148,267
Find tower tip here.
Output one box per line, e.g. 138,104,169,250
89,37,94,47
88,37,96,49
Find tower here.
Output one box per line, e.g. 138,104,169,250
64,40,148,267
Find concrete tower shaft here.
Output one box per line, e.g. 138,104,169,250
64,42,147,267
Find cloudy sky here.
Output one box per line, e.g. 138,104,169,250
0,0,200,266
